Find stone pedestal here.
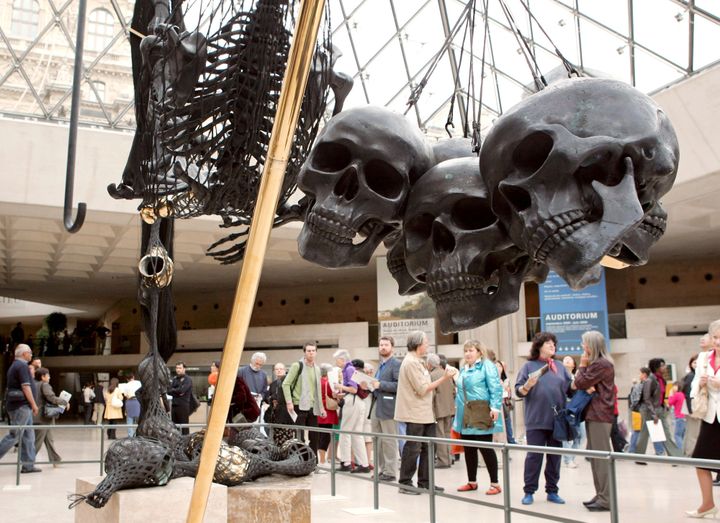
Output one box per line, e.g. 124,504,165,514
74,476,227,523
227,475,312,523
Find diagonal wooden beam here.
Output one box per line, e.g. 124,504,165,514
185,0,327,521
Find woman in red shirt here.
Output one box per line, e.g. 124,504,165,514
317,363,339,466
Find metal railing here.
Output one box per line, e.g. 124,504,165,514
1,420,718,523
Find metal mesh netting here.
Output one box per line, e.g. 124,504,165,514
108,0,337,264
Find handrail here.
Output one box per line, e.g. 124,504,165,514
1,420,718,523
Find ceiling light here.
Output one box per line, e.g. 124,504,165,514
558,19,566,27
675,12,684,22
616,46,625,55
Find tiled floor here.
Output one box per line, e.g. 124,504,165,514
0,425,712,522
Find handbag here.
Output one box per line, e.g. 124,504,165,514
44,404,65,419
325,395,338,411
462,377,493,430
110,395,123,408
691,352,711,419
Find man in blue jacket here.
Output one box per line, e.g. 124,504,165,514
365,336,401,482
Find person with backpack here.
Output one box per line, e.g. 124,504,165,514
627,368,662,456
283,343,326,456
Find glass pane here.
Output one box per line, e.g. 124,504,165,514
692,15,720,71
576,18,631,84
633,0,688,71
578,0,629,36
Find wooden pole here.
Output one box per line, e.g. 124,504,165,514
185,1,327,521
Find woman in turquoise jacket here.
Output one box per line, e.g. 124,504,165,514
454,339,504,495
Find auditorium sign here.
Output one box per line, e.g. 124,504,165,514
538,269,610,354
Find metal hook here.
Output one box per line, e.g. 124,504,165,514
63,0,88,234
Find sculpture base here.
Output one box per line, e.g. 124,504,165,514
227,475,312,523
73,476,227,523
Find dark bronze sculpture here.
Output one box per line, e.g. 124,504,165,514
402,157,545,333
297,106,434,268
479,78,678,288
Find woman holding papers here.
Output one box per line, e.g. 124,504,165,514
515,332,573,506
454,340,504,495
687,319,720,519
34,367,68,466
573,331,615,513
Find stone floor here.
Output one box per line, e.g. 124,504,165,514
0,424,711,522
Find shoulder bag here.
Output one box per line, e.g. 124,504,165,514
691,352,710,419
462,375,493,430
110,393,124,408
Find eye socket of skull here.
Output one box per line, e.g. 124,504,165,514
365,159,405,199
512,130,553,175
310,142,352,171
405,213,434,253
451,197,496,230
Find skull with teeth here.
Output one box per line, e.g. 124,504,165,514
479,78,679,288
403,157,536,333
297,106,433,268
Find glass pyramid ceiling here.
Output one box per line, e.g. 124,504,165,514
0,0,718,136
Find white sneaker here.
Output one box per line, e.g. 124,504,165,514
566,461,578,469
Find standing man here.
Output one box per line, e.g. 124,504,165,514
94,381,106,425
366,336,401,481
428,353,456,469
169,362,193,435
284,343,325,454
634,357,682,458
0,344,40,473
239,352,269,410
10,323,24,349
395,331,454,495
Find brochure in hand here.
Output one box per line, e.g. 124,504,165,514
528,364,549,381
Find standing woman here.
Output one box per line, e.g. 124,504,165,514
682,351,701,456
82,382,95,425
515,331,572,506
34,368,68,466
104,377,124,440
455,340,504,495
573,331,615,513
317,363,339,465
687,319,720,518
496,360,516,444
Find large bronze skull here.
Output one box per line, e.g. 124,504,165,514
297,106,433,268
403,158,536,333
480,78,678,288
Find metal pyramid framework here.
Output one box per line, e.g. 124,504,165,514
0,0,719,133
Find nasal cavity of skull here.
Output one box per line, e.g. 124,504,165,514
498,182,531,214
432,222,455,254
452,198,495,230
333,169,360,200
512,131,553,176
311,142,352,171
365,159,404,199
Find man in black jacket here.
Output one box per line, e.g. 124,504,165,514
169,362,193,435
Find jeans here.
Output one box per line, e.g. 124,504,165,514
562,421,586,464
673,417,686,451
127,416,137,437
504,405,516,444
0,406,36,469
635,408,680,456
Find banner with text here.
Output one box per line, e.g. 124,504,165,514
539,269,610,355
377,256,436,357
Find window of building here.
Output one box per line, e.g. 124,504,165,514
11,0,40,39
87,8,115,51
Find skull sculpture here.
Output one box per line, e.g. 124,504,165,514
297,106,433,268
480,78,679,288
403,158,539,333
385,231,427,296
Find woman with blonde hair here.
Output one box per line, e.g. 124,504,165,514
454,340,504,495
573,330,615,513
104,378,124,439
686,319,720,518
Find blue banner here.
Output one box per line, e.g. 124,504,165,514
539,269,610,355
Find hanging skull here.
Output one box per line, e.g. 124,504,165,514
479,78,679,288
403,158,537,333
297,106,433,268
